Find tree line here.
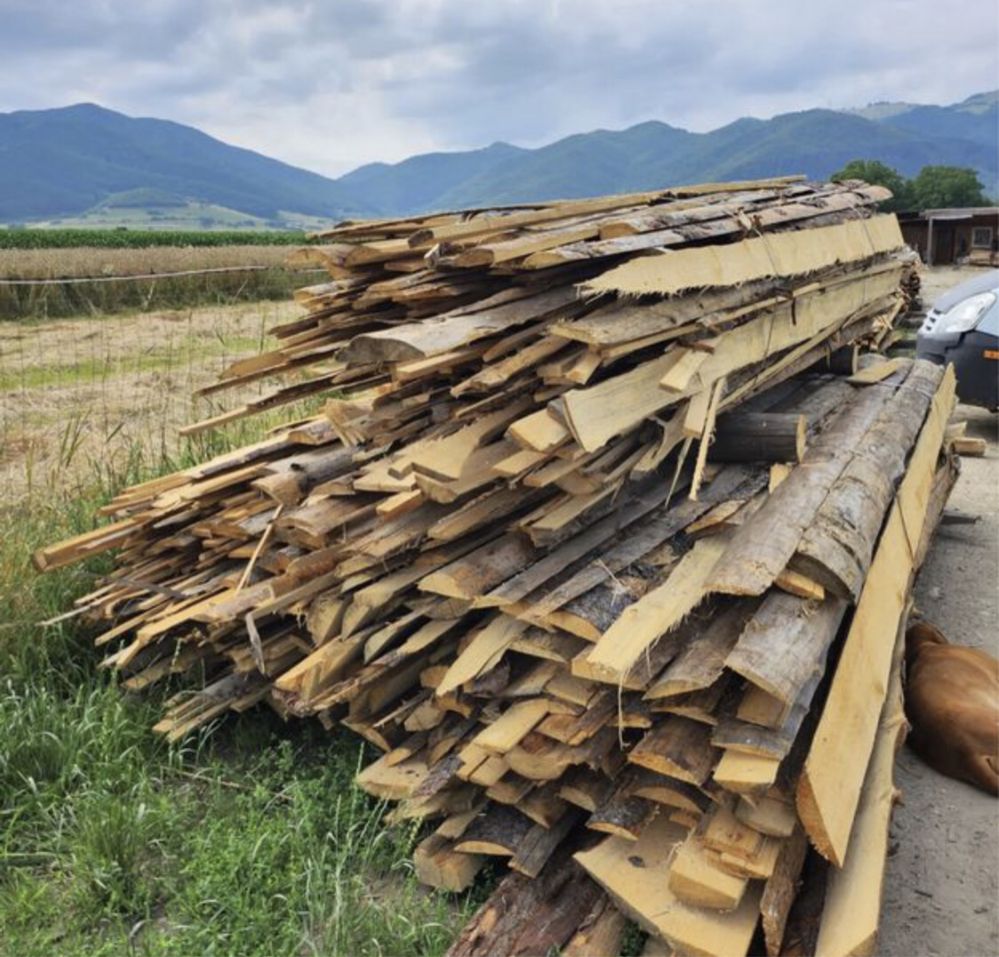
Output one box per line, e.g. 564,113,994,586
832,161,991,212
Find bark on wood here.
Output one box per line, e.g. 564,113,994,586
455,803,535,856
628,716,720,786
761,827,809,956
797,366,955,866
588,793,659,840
725,593,848,718
446,845,603,957
790,361,943,599
706,370,909,596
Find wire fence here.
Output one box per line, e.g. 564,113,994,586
0,295,312,507
0,265,310,285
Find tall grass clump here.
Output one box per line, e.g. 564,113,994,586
1,438,485,956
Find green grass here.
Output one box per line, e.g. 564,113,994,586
0,230,317,250
0,441,488,956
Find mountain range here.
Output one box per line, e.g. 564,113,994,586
1,91,995,226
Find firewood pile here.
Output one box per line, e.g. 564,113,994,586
35,176,957,957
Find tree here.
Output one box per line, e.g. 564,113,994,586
910,166,988,210
830,160,915,211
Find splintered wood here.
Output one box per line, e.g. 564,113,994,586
35,177,952,957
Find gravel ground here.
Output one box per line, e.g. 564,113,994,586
880,265,999,956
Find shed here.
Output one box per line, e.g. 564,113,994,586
899,207,999,266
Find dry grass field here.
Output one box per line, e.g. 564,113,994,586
0,245,323,319
0,299,302,504
0,245,295,279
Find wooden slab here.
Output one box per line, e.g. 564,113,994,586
575,815,763,957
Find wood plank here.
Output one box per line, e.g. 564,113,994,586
725,593,847,714
414,834,485,891
796,365,954,865
669,829,749,911
587,793,659,841
436,616,529,697
473,698,554,754
645,600,755,699
342,286,578,363
455,804,534,856
712,751,781,796
813,614,907,957
582,215,903,296
628,716,720,787
510,808,582,878
574,815,763,957
562,267,902,454
581,536,727,682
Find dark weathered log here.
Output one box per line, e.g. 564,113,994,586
455,804,534,856
709,413,806,463
790,361,944,599
445,845,604,957
725,593,848,717
587,792,659,840
824,344,859,375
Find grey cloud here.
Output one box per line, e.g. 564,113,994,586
0,0,995,175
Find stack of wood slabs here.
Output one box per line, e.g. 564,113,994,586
33,178,946,956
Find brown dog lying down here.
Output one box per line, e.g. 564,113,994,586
905,620,999,796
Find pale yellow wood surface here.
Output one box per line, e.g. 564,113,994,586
669,830,749,911
575,815,762,957
814,616,907,957
583,215,903,296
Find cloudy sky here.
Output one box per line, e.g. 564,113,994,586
2,0,997,177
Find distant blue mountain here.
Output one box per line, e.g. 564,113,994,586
1,91,995,224
0,103,361,223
